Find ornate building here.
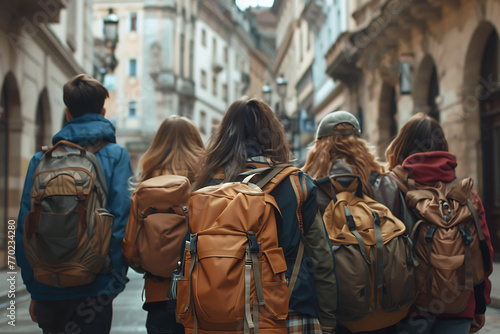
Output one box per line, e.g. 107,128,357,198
323,0,500,255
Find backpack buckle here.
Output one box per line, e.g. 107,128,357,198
246,231,259,253
459,227,473,246
425,226,436,243
190,233,198,254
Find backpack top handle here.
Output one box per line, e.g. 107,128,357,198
317,173,364,200
44,140,87,158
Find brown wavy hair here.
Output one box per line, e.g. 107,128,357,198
385,112,448,170
302,123,384,195
138,116,205,183
196,97,290,188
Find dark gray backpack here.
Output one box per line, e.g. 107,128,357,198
24,140,113,287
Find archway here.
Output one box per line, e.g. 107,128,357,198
35,89,52,150
463,21,500,256
413,55,440,121
480,29,500,255
377,82,398,160
0,72,21,269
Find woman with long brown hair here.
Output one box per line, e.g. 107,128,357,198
194,97,337,334
124,115,204,334
303,110,415,334
386,113,494,334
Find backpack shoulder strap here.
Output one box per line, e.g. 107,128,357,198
85,141,110,154
388,167,410,194
466,199,485,242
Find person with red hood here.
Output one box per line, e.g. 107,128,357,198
385,112,494,334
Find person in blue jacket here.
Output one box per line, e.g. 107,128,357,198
194,97,337,334
16,74,133,333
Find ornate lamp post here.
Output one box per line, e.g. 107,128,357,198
103,8,119,73
262,83,272,106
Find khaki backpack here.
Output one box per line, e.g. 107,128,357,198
122,175,190,278
23,140,112,287
317,174,417,323
390,167,486,314
176,166,306,334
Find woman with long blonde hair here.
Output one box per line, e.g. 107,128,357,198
303,110,414,334
138,115,204,183
124,115,204,334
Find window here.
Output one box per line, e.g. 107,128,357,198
130,12,137,31
307,26,311,50
201,70,207,88
200,111,207,135
212,73,217,96
223,84,228,102
212,38,217,59
189,40,194,79
180,34,185,77
202,29,206,46
128,101,137,118
129,59,137,77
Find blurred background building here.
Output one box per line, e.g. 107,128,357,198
93,0,275,168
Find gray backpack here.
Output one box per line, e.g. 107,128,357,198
24,140,113,287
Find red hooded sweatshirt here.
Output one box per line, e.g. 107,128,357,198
402,151,494,319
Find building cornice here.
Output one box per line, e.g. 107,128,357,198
199,0,234,32
36,24,85,76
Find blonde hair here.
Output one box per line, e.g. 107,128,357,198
302,124,384,195
138,116,205,183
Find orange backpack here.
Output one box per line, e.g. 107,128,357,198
176,166,306,334
390,167,487,314
123,175,190,278
317,174,416,329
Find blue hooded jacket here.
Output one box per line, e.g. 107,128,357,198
16,113,133,300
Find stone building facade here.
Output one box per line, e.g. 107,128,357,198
323,0,500,254
271,0,316,164
94,0,273,167
0,0,94,268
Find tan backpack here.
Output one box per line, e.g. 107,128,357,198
176,166,306,334
391,167,486,314
122,175,190,278
317,174,417,323
23,140,112,287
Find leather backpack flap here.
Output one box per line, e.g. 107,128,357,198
406,183,450,227
136,175,191,213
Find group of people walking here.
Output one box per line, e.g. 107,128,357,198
15,74,493,334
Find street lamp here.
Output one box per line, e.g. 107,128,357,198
103,8,119,72
262,83,272,105
276,74,287,116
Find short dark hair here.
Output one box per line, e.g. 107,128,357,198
63,74,109,118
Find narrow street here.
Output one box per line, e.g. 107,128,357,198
1,270,500,333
